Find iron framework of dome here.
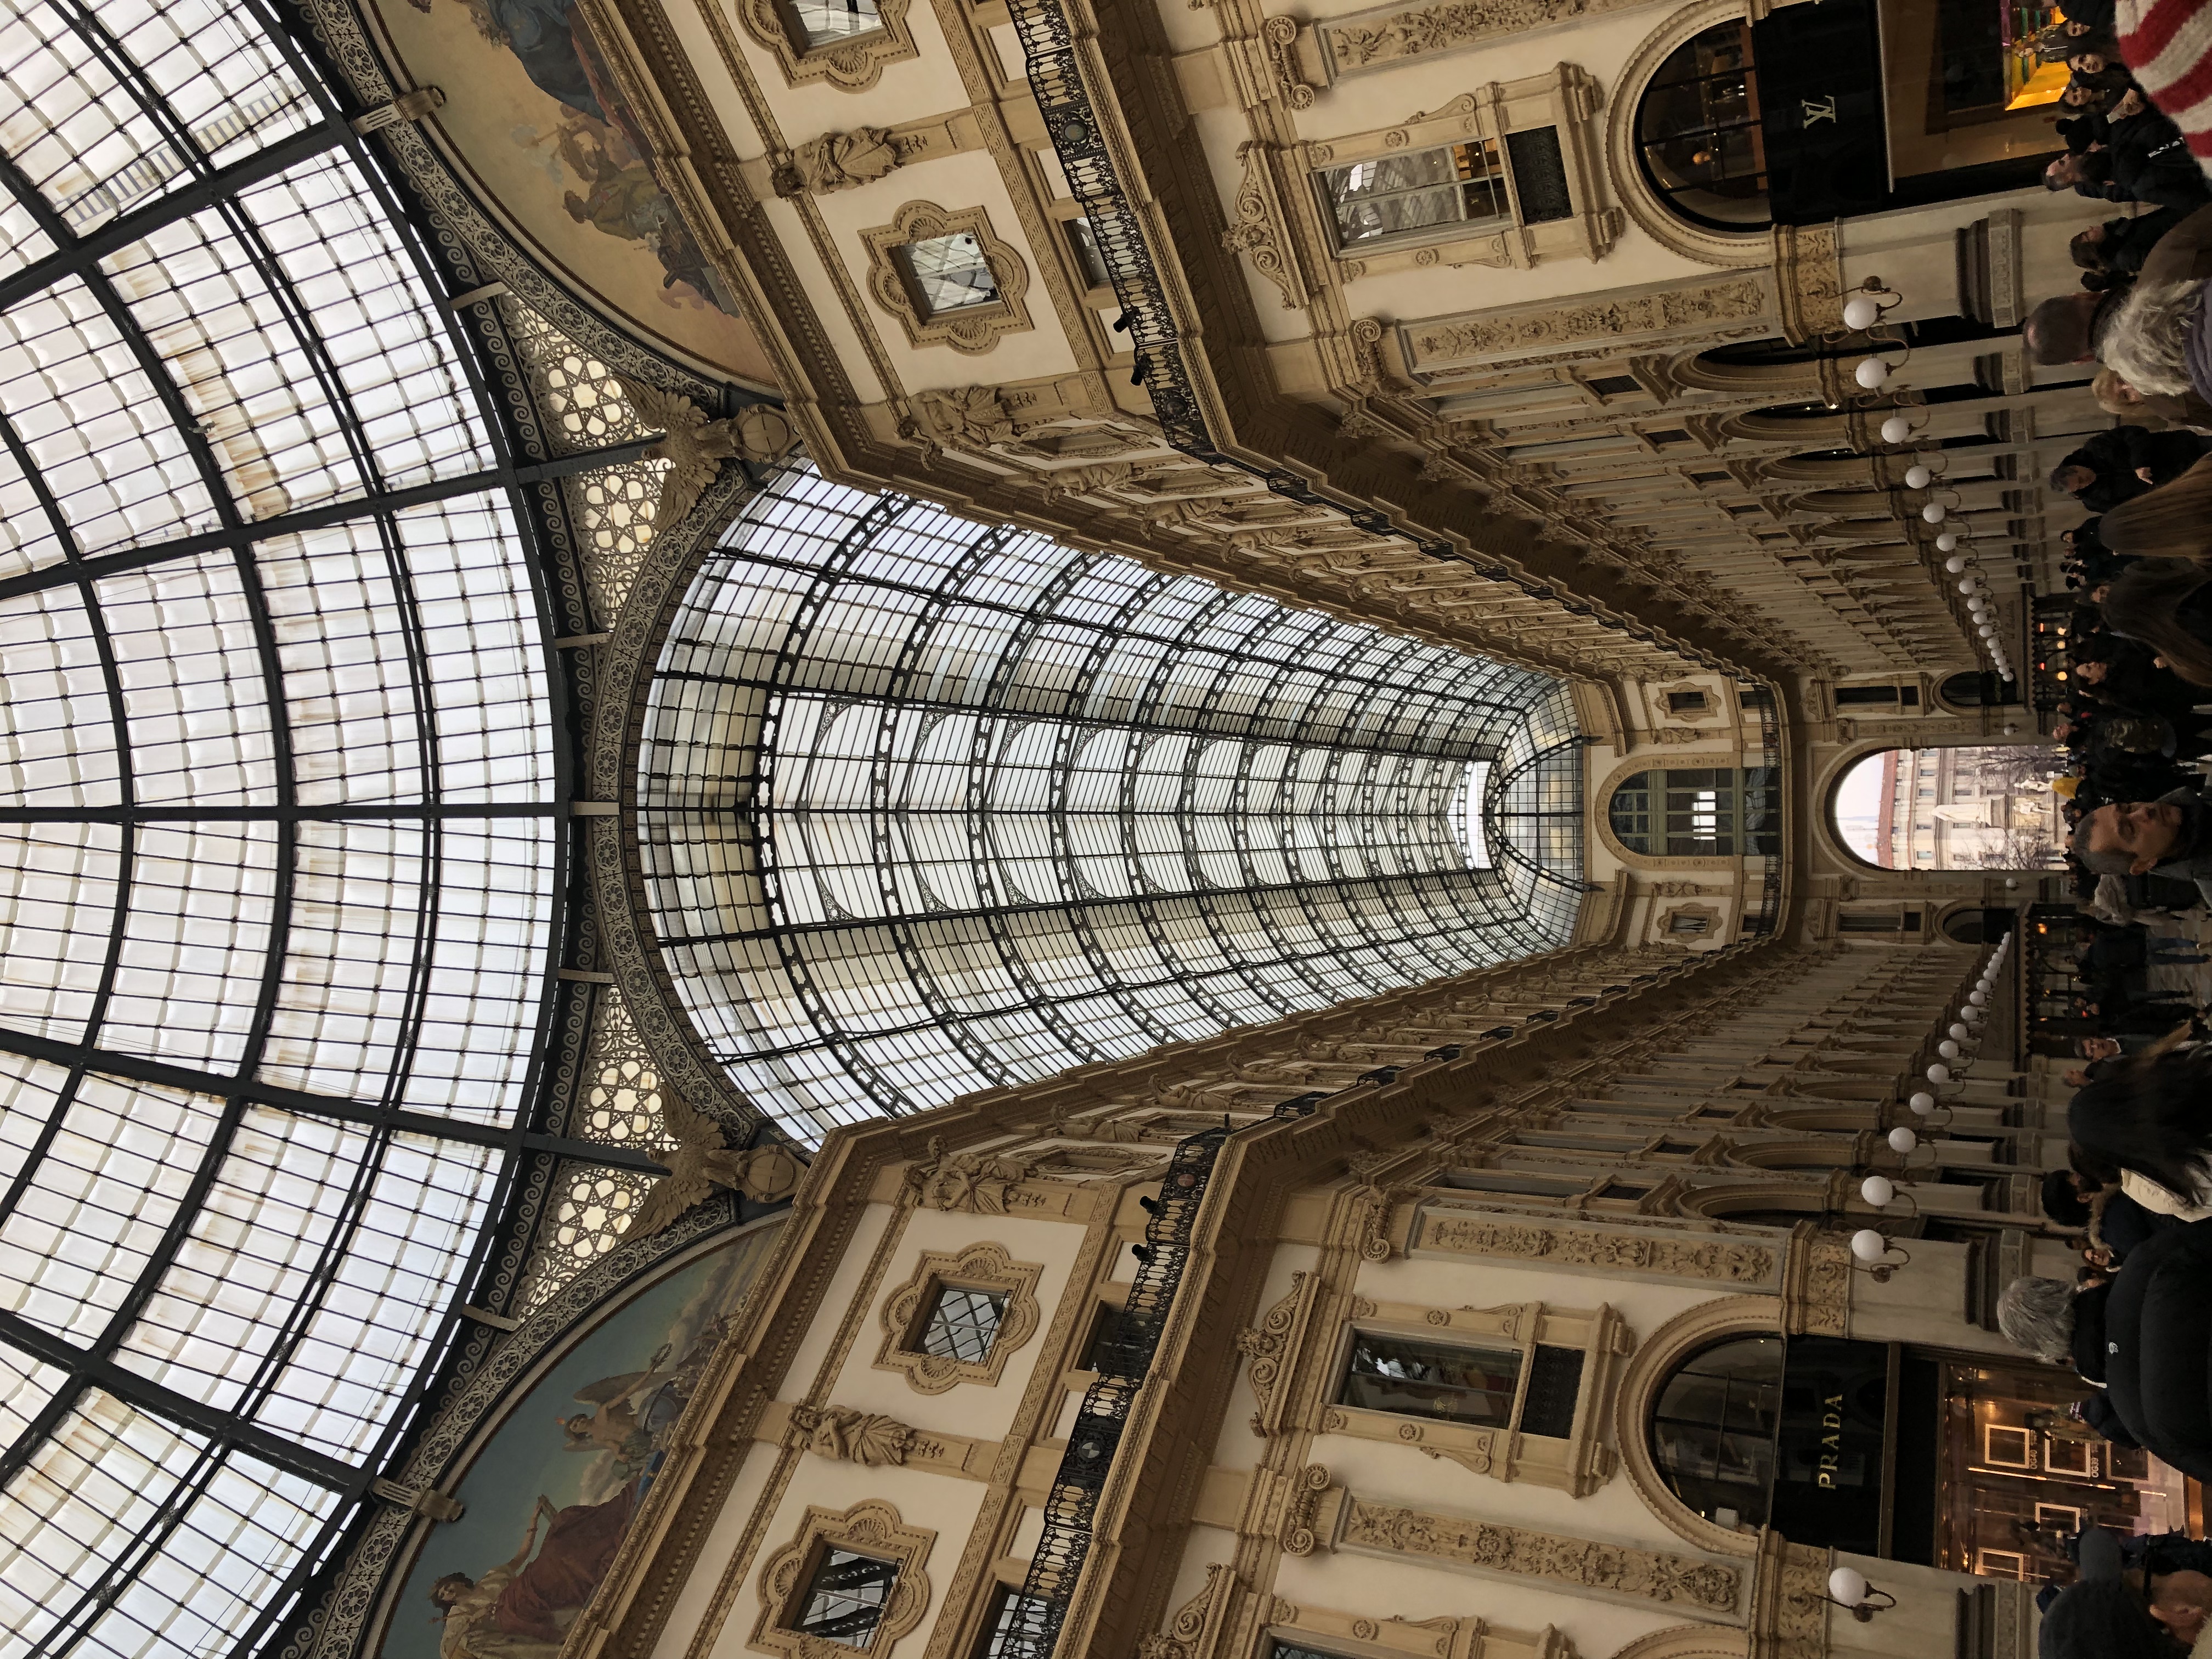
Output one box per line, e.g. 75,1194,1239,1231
0,0,707,1654
636,464,1588,1148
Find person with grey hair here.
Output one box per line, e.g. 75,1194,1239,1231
1999,1274,2083,1363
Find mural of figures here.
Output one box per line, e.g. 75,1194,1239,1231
381,1220,784,1659
363,0,778,386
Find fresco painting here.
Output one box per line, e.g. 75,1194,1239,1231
364,0,778,387
382,1220,783,1659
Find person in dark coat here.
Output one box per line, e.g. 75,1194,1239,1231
2052,438,2154,516
2046,105,2212,211
2036,1527,2212,1659
2001,1226,2212,1482
2077,206,2195,280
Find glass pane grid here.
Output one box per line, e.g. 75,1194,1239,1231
917,1285,1003,1364
794,1548,898,1647
641,464,1581,1147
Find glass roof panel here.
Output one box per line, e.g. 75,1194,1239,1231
103,821,277,1066
641,463,1584,1146
254,1132,501,1459
0,278,217,554
0,1072,225,1342
0,0,580,1643
74,1447,337,1659
0,1390,204,1656
0,822,122,1042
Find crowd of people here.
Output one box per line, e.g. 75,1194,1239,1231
1965,10,2212,1649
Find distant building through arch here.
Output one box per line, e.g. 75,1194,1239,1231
1832,746,2066,870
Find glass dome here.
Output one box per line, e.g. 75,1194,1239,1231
0,0,578,1651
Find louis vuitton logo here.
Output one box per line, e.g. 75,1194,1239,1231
1801,95,1838,126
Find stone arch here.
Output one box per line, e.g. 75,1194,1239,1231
1610,1626,1753,1659
1613,1294,1780,1551
1605,0,1773,268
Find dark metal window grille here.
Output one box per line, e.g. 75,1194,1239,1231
1650,1335,1784,1527
1588,375,1640,396
1519,1345,1585,1438
894,232,999,315
1338,1332,1523,1427
918,1286,1005,1364
977,1588,1058,1657
794,1549,900,1647
1504,125,1572,223
1634,20,1771,232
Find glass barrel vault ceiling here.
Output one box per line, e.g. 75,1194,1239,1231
639,464,1587,1148
0,0,572,1654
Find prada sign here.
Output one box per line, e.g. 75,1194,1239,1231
1770,1335,1893,1555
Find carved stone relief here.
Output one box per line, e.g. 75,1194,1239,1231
1340,1497,1743,1611
1416,1214,1778,1284
1318,0,1649,77
1403,275,1775,378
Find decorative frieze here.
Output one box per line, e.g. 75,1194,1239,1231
1341,1498,1743,1612
1403,276,1775,379
1415,1214,1778,1284
1317,0,1649,77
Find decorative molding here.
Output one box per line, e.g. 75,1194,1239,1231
1318,0,1647,77
1748,1531,1830,1659
1780,1225,1851,1337
1340,1497,1743,1612
861,201,1033,353
1237,1271,1317,1429
751,1500,934,1659
775,127,904,196
783,1403,919,1465
906,1136,1040,1212
1223,142,1307,311
731,0,919,91
874,1239,1045,1392
1280,1463,1342,1556
1138,1562,1240,1659
1403,275,1774,380
1262,15,1319,107
1771,223,1846,345
1415,1214,1778,1285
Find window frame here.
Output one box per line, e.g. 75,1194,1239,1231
876,1241,1044,1392
1306,1296,1628,1496
1631,19,1772,233
754,1501,936,1659
1285,65,1617,284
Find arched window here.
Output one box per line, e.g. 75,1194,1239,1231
1634,21,1771,231
1649,1335,1785,1529
1831,747,2064,870
1610,768,1780,856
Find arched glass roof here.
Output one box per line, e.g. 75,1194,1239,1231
638,464,1586,1147
0,0,578,1652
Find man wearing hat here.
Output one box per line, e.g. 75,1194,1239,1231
2041,1528,2212,1657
